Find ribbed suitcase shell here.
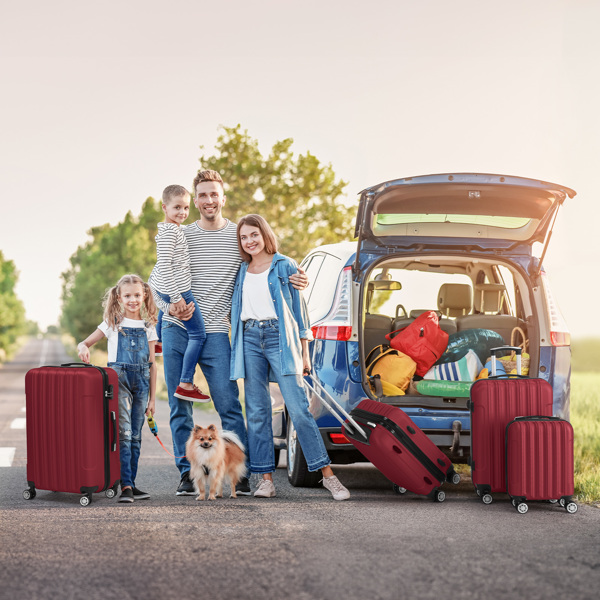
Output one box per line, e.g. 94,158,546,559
343,399,456,499
24,365,120,497
506,417,574,501
469,377,553,495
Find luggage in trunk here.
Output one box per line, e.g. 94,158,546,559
23,363,120,506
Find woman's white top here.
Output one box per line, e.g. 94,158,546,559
240,269,278,322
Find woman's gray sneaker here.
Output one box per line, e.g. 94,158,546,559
322,475,350,500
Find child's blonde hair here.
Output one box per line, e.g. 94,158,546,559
102,274,158,329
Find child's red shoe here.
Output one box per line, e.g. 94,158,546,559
154,342,162,357
174,385,210,403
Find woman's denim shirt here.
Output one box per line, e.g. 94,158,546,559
230,252,312,380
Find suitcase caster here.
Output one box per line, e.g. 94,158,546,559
511,499,516,507
23,488,36,500
482,493,493,505
393,484,407,495
80,495,92,507
105,488,116,499
565,502,578,514
559,498,566,507
516,502,528,514
548,499,559,504
434,490,446,503
450,472,461,485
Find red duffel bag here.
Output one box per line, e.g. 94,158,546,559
385,311,449,376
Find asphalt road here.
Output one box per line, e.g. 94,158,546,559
1,338,599,600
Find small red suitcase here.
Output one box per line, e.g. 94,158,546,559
468,346,553,504
24,363,120,506
305,379,460,501
506,416,577,514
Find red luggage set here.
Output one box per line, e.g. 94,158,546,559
306,343,577,514
24,342,577,513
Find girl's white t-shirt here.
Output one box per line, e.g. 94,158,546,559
97,318,158,363
240,270,277,322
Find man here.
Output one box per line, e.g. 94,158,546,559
154,170,307,496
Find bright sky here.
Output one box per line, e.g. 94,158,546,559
1,1,599,338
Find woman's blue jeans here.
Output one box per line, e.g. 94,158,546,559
156,290,206,384
242,319,330,474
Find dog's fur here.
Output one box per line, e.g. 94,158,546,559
185,424,247,500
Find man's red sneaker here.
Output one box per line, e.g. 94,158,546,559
174,385,210,403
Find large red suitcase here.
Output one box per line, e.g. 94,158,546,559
468,347,553,504
506,416,577,514
24,363,120,506
305,379,460,501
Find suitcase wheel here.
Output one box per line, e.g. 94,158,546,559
548,499,559,504
105,488,116,499
393,484,407,495
79,495,92,507
516,502,528,514
565,502,578,514
434,490,446,503
511,499,516,507
482,493,493,505
559,498,565,507
451,472,461,485
23,489,36,500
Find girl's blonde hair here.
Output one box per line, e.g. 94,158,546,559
102,274,158,329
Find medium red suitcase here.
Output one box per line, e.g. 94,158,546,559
468,347,553,504
24,363,120,506
345,399,460,501
506,416,577,514
304,378,459,501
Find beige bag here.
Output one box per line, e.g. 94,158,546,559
500,327,530,375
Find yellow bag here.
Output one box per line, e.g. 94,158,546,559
366,345,417,392
368,374,406,397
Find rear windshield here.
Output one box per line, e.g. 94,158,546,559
377,214,531,229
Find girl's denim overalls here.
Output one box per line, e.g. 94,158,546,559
108,326,150,489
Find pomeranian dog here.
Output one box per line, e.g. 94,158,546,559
185,424,247,501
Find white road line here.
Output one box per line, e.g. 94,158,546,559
39,338,49,366
10,418,26,430
0,448,16,467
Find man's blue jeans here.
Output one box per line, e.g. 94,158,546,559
161,321,248,475
242,319,330,474
156,290,206,384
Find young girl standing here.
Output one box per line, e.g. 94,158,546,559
149,184,209,403
77,274,158,504
230,214,350,501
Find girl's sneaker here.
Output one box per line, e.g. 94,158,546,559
174,385,210,402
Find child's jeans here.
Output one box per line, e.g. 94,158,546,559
156,289,206,383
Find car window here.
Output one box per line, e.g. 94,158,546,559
302,253,343,323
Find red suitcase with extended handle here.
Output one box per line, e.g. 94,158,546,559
506,416,577,514
24,363,120,506
305,378,460,501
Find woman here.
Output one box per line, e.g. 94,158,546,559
230,214,350,500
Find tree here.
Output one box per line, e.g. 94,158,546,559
0,250,26,356
198,125,354,261
60,199,162,342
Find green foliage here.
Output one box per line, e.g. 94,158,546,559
571,373,600,503
198,125,354,261
571,338,600,372
0,250,26,356
60,199,161,342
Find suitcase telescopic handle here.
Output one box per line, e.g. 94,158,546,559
303,379,367,440
489,346,522,377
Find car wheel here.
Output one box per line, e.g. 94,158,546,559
287,419,321,487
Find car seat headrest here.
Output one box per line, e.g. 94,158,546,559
438,284,472,317
473,283,506,313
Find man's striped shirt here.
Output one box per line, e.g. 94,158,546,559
156,220,242,333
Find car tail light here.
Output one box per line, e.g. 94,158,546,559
540,270,571,347
311,266,353,341
329,432,351,444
